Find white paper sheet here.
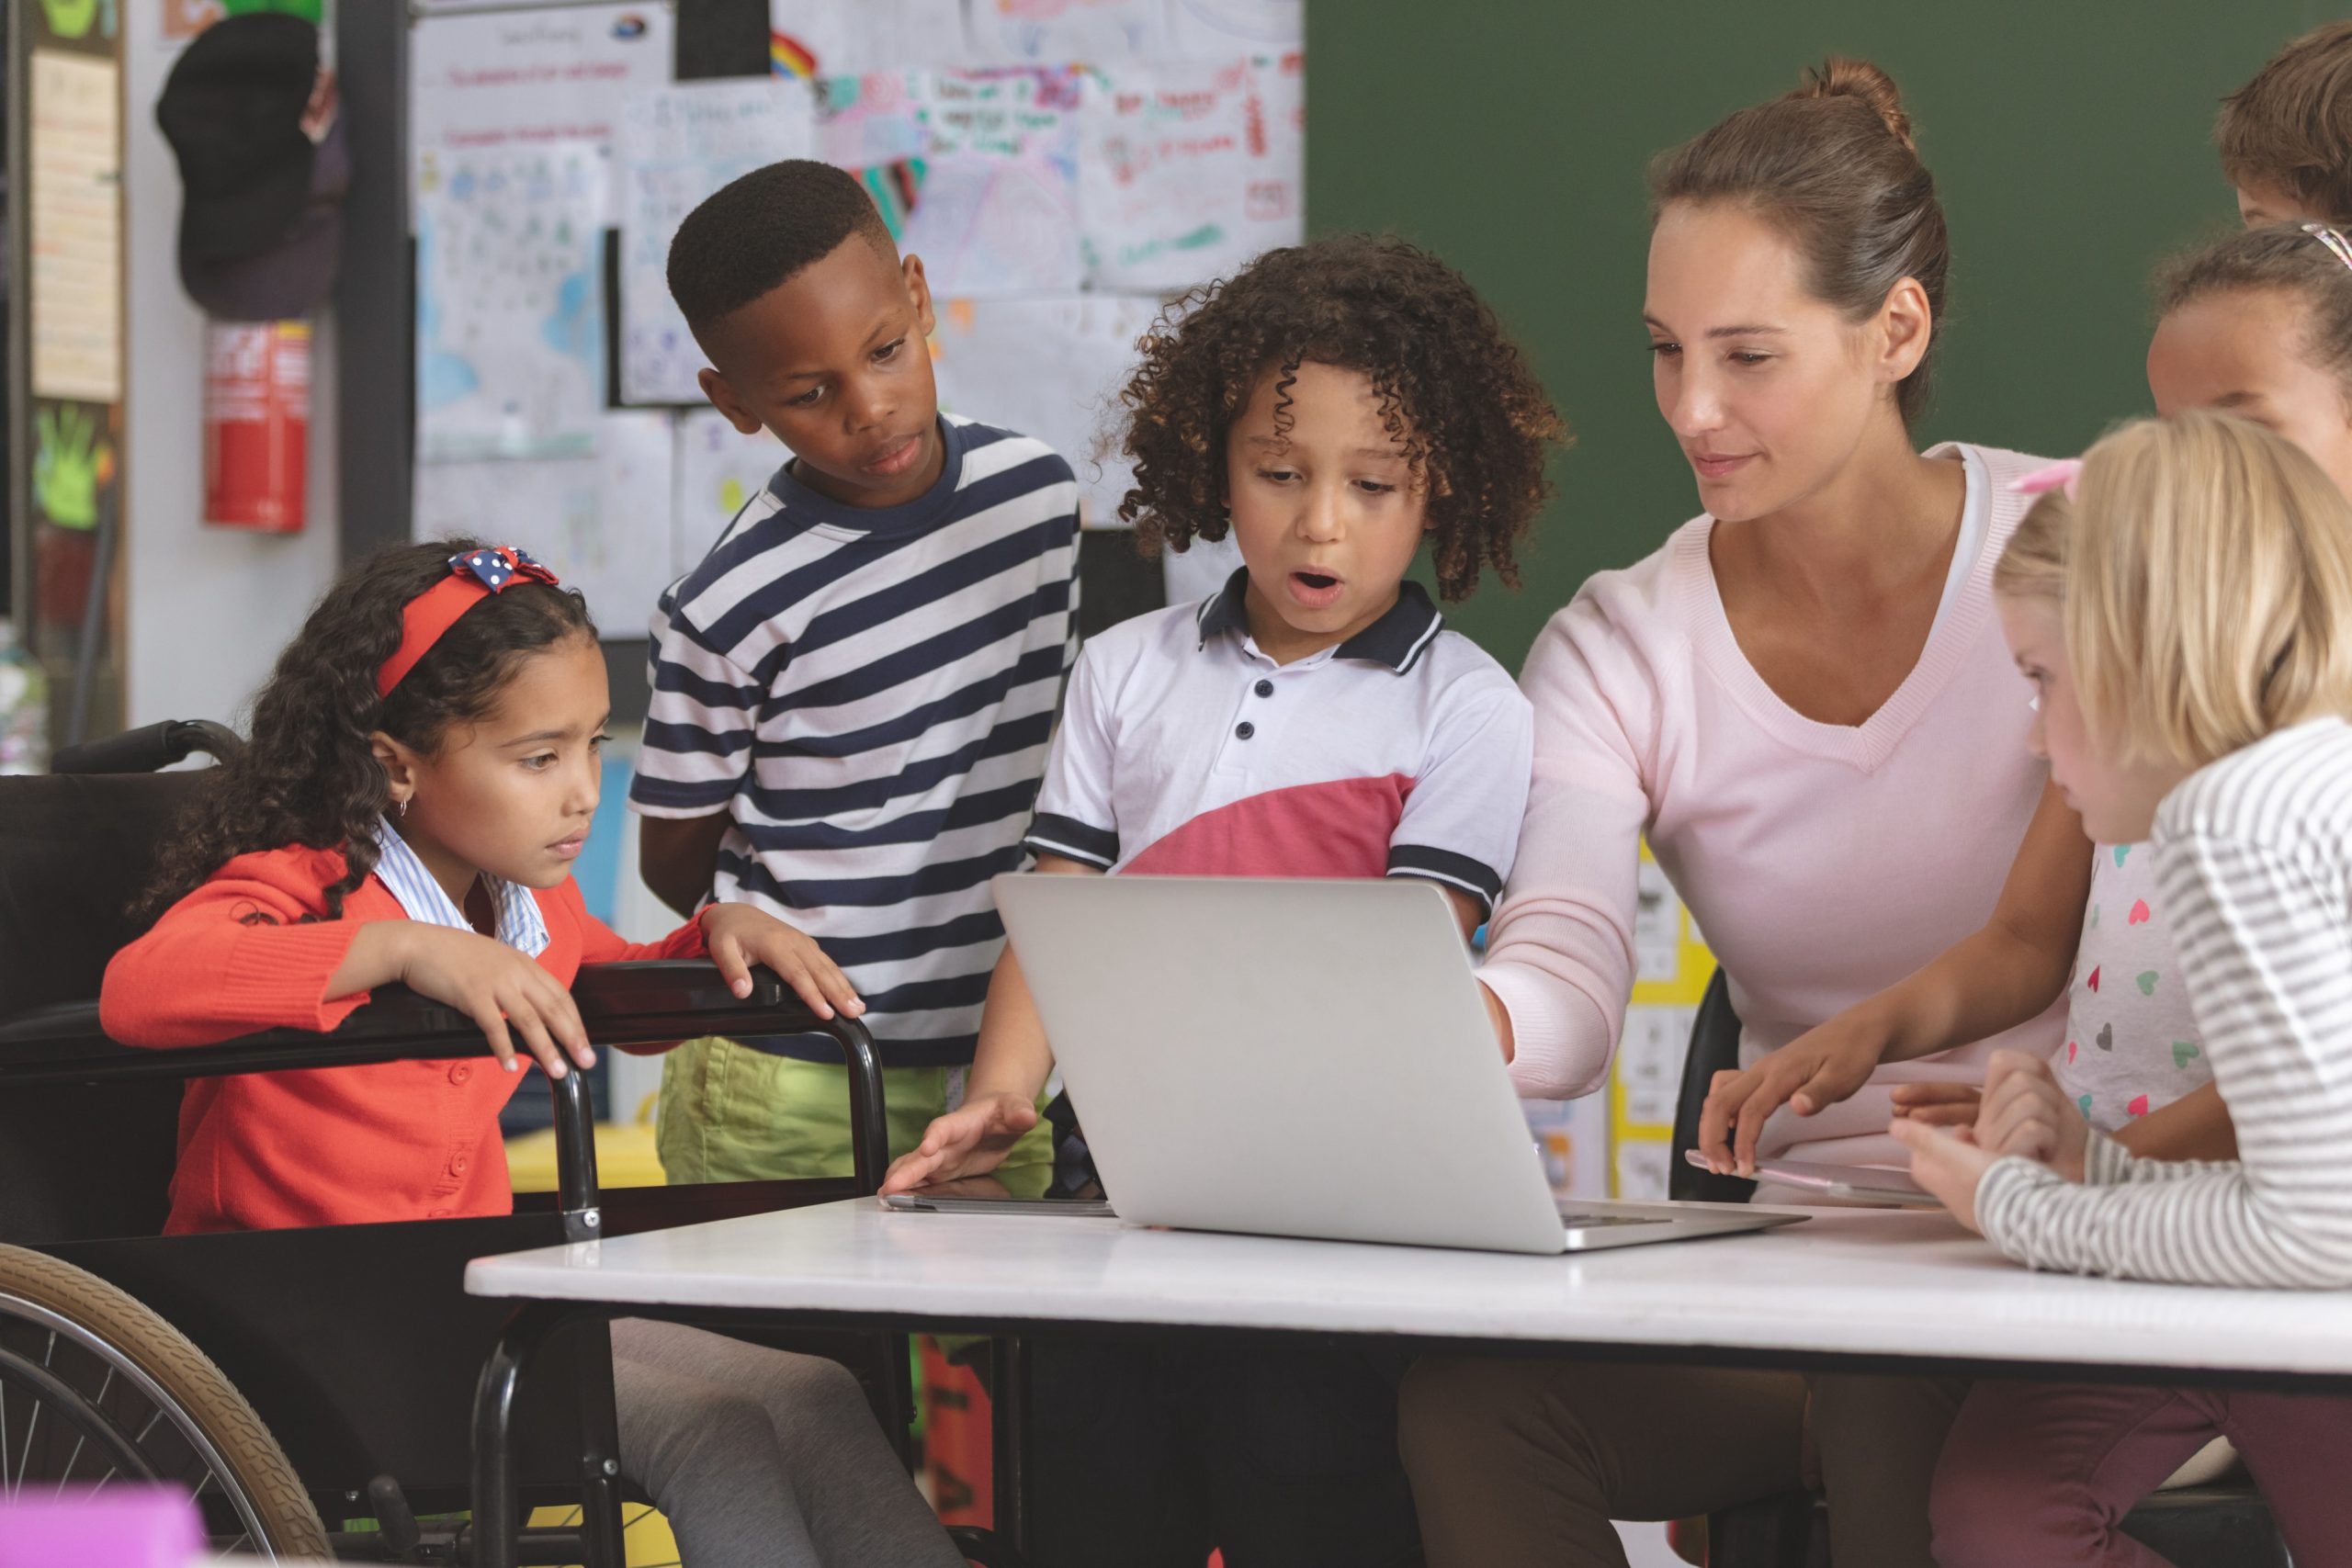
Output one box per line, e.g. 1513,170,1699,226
413,412,677,638
964,0,1170,63
928,292,1162,527
769,0,967,76
905,68,1088,296
673,411,791,579
1080,53,1302,290
414,141,609,462
1165,0,1301,55
616,78,817,405
410,2,673,220
29,51,121,402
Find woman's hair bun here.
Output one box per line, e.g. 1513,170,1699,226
1791,57,1916,153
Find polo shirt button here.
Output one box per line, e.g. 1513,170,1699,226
1253,680,1272,698
449,1064,472,1085
1235,721,1255,740
450,1155,469,1176
428,1209,452,1219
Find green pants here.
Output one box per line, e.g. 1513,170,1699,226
655,1035,1055,1193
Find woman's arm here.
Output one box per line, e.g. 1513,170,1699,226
1698,780,2089,1173
1476,602,1660,1098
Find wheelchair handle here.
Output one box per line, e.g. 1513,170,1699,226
52,718,242,774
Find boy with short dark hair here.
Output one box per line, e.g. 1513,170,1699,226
2221,21,2352,226
633,159,1075,1182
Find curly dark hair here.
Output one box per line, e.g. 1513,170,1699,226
135,540,598,923
1115,232,1566,602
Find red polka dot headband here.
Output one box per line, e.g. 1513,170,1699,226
377,547,561,698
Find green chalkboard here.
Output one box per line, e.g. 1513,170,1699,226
1306,2,2332,671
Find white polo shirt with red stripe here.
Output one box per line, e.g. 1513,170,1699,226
1024,570,1534,915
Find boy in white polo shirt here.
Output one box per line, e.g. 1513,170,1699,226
882,234,1563,1568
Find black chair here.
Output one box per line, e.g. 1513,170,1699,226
0,723,922,1566
1665,967,2290,1568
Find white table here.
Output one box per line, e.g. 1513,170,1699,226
462,1199,2352,1568
468,1198,2352,1382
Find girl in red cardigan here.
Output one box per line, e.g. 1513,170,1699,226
105,541,966,1568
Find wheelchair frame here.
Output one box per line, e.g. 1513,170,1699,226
0,959,899,1566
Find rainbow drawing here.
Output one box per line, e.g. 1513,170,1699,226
770,29,818,78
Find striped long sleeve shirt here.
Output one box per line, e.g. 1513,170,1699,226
630,416,1080,1066
1977,717,2352,1289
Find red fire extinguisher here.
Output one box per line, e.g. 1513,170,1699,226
203,320,308,533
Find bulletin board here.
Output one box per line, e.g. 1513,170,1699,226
6,0,128,749
402,0,1304,641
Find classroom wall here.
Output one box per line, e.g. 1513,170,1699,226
1306,1,2333,673
120,2,341,731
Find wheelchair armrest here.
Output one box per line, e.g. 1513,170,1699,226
0,962,889,1194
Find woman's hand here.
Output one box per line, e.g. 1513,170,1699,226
880,1092,1040,1195
1695,1009,1894,1177
697,903,864,1021
389,923,594,1078
1972,1047,2089,1181
1889,1117,1996,1233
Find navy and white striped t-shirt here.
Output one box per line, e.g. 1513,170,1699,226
630,415,1080,1066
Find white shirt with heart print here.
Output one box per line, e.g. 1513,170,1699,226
2052,841,2211,1134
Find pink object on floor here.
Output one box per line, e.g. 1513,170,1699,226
0,1487,201,1568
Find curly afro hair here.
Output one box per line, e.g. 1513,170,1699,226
1116,232,1565,602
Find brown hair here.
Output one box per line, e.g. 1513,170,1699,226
1649,58,1951,424
2219,22,2352,224
2155,222,2352,410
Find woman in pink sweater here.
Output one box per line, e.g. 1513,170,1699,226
1402,61,2075,1568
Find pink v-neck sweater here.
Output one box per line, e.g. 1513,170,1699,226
1483,443,2067,1168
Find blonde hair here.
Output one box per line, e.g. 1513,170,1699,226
1995,409,2352,767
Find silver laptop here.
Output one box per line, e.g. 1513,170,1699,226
992,874,1807,1256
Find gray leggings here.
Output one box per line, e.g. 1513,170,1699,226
611,1318,967,1568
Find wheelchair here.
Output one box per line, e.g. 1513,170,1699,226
0,719,944,1565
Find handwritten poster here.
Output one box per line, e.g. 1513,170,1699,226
616,78,817,404
769,0,967,77
410,2,672,218
929,292,1160,525
965,0,1170,63
673,412,791,579
1080,53,1301,290
1166,0,1302,55
905,68,1088,296
414,141,608,461
414,412,677,637
29,51,121,402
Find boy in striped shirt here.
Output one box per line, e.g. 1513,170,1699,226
629,161,1077,1183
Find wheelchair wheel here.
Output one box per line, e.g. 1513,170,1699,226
0,1245,330,1560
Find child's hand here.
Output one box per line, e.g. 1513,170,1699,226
1696,1010,1893,1177
394,924,594,1079
1890,1116,1995,1233
879,1093,1039,1195
1973,1047,2089,1182
696,903,864,1021
1891,1081,1983,1127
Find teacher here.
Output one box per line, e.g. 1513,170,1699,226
1411,60,2075,1568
